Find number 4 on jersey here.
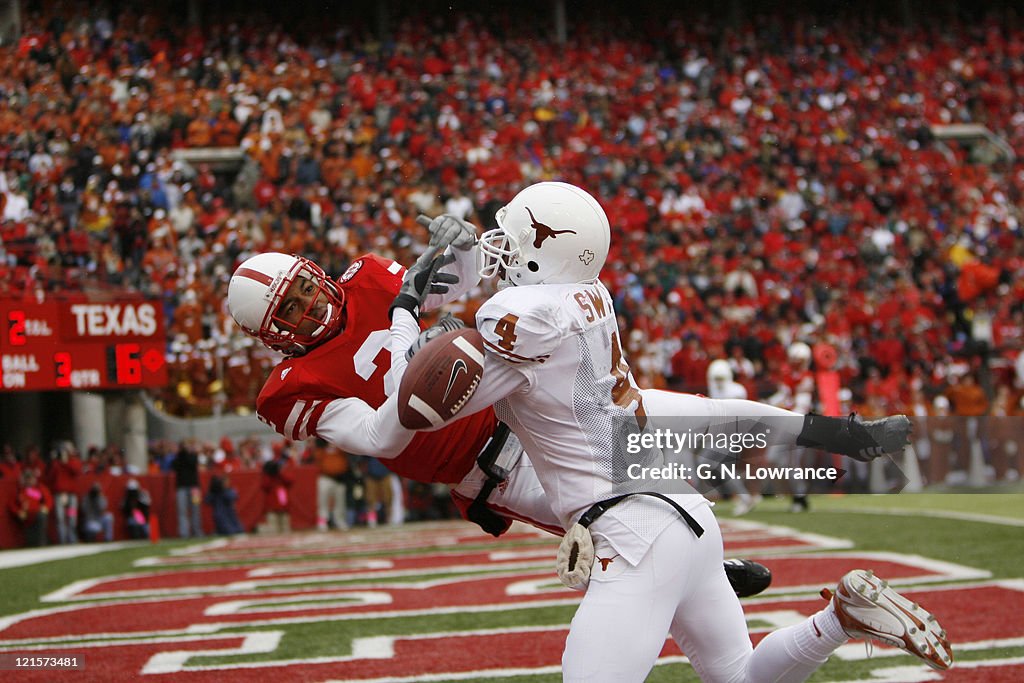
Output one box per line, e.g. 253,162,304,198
610,332,646,428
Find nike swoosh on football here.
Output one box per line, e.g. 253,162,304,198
443,359,469,402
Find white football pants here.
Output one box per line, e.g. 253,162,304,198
563,503,842,682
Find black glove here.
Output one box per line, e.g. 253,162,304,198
389,247,459,320
405,313,466,361
417,214,478,251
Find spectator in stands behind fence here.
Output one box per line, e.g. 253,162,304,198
309,438,351,531
80,482,114,542
46,442,82,544
122,479,151,540
9,469,53,547
361,457,394,528
205,474,245,536
0,444,21,481
172,441,203,538
260,455,293,534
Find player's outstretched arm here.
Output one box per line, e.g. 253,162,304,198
638,389,911,460
314,392,415,458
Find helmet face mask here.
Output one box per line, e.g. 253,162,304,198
228,253,345,355
478,182,610,288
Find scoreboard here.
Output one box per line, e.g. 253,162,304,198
0,297,169,392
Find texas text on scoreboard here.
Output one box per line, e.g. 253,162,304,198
0,296,169,391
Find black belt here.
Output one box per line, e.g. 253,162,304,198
577,492,705,538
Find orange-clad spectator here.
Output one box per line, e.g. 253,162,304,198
308,439,352,531
224,341,263,412
170,289,204,343
946,372,990,417
141,235,177,280
186,115,213,147
984,384,1021,482
348,144,375,180
211,110,241,147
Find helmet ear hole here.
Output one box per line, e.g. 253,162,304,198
527,261,539,272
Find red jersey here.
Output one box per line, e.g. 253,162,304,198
256,254,497,484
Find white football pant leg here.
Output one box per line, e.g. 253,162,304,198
670,503,842,683
562,503,715,682
667,503,755,682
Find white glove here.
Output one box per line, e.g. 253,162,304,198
417,214,478,251
556,523,594,591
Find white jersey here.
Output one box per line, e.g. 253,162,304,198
460,280,706,565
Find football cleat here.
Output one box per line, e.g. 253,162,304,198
724,558,772,598
823,569,953,670
798,413,912,463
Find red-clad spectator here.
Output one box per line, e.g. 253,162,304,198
46,443,82,544
260,454,294,534
0,444,21,481
9,469,53,547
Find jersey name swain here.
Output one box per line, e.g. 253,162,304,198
574,286,613,323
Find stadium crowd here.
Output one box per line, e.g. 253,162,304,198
0,2,1022,494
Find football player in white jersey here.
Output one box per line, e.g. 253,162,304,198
441,181,951,681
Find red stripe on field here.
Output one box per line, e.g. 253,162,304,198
723,536,819,551
71,550,948,598
146,530,550,566
4,585,1019,679
16,586,1024,682
744,555,945,587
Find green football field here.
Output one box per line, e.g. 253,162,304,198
0,492,1021,681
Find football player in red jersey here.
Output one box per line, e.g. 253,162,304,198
227,221,573,538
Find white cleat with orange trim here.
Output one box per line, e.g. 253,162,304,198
823,569,953,671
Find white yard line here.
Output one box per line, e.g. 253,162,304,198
0,542,140,570
827,506,1024,528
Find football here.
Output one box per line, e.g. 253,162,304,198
397,328,486,430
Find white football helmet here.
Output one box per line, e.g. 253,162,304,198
478,181,610,287
788,341,812,365
707,359,733,384
227,252,345,355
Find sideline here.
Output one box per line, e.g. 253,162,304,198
0,542,142,570
826,506,1024,528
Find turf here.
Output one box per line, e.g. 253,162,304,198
0,492,1021,681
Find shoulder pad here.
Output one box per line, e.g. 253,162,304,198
476,287,566,365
